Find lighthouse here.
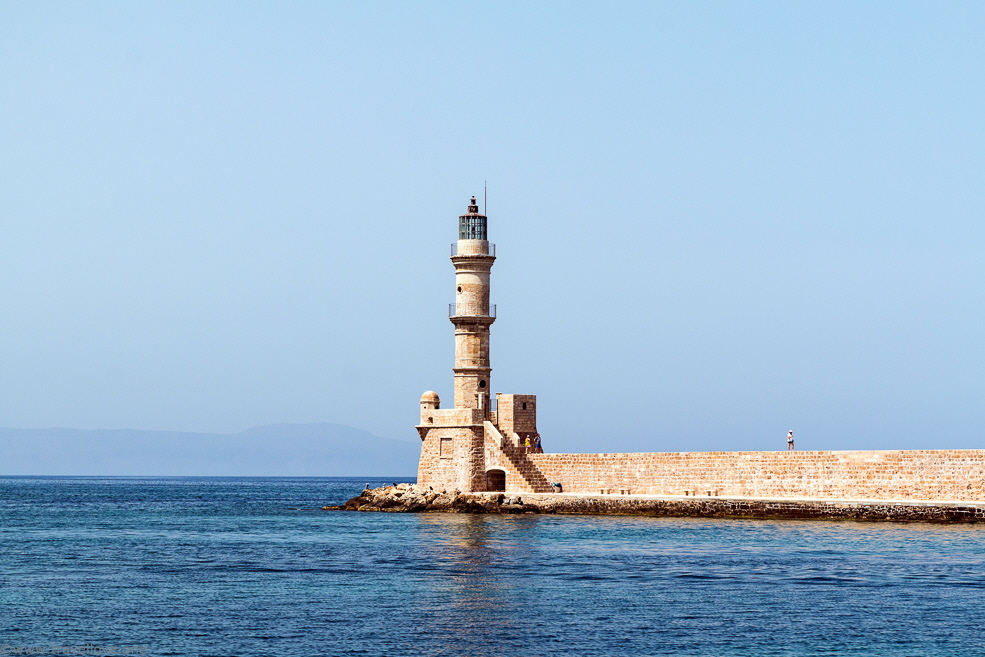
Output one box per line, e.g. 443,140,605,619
417,197,544,493
451,196,496,411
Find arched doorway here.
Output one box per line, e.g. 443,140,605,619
485,469,506,492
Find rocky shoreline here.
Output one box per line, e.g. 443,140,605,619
324,484,985,523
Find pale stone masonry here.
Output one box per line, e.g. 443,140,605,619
417,197,548,493
526,450,985,501
417,198,985,503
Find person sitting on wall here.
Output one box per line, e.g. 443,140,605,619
550,482,563,493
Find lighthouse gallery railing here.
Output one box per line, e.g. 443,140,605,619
450,242,496,257
449,303,496,318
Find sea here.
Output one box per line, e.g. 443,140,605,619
1,477,983,657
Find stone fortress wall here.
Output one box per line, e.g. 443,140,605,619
524,449,985,502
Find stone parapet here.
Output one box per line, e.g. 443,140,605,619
424,408,486,427
526,449,985,503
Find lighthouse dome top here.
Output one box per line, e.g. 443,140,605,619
458,195,487,241
420,390,440,404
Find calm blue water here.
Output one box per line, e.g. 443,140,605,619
2,477,984,657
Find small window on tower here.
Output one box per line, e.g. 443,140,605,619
522,402,527,410
457,286,462,293
479,380,486,388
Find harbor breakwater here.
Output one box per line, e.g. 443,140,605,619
521,449,985,500
325,484,985,523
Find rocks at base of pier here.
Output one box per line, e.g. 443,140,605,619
322,484,985,522
323,484,533,514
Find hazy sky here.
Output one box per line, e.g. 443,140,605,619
1,2,982,454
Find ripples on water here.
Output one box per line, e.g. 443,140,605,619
1,477,983,656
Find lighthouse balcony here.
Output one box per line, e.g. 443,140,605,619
451,242,496,257
449,303,496,318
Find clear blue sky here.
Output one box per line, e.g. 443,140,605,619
1,1,982,454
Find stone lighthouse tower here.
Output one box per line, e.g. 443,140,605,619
417,197,547,494
451,196,495,412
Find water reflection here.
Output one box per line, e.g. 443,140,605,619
413,514,527,656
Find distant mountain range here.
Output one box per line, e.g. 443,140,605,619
0,423,419,477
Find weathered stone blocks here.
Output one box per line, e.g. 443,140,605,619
525,450,985,502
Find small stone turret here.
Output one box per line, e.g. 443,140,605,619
420,391,440,425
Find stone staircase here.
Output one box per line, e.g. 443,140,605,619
484,421,554,493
